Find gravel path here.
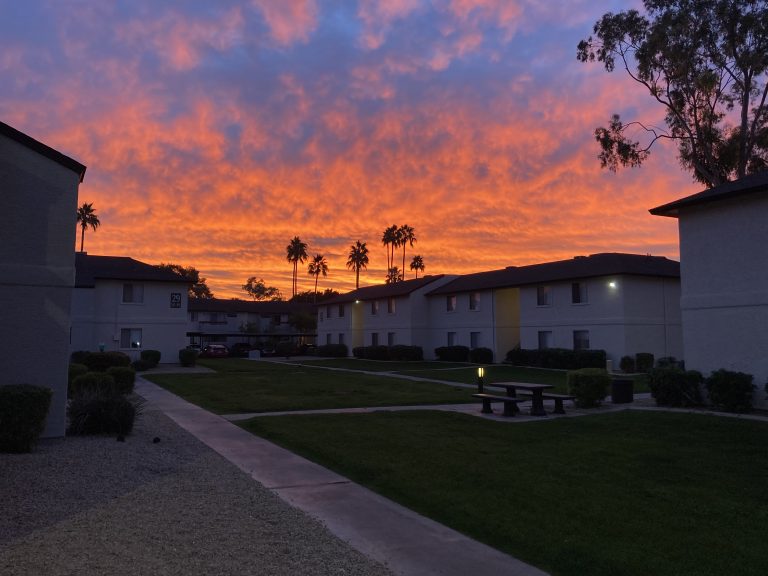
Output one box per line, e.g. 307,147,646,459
0,406,394,576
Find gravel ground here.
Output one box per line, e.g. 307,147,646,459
0,406,394,576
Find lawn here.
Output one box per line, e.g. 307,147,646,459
289,358,470,372
145,359,472,414
239,410,768,576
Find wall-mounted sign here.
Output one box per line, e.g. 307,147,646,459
170,292,181,308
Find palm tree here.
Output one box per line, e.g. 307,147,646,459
76,202,100,252
307,254,329,303
386,266,401,284
381,225,398,271
398,224,416,279
286,236,308,297
410,255,425,279
346,240,369,289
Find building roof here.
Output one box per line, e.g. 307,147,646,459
649,171,768,217
188,298,314,315
0,120,87,182
427,253,679,296
75,253,190,287
323,275,448,304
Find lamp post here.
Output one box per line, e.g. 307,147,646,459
477,366,484,393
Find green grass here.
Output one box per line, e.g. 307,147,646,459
240,410,768,576
146,359,472,414
289,358,470,372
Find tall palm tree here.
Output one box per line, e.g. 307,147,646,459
76,202,100,252
346,240,369,289
398,224,416,279
286,236,308,297
307,254,329,303
410,255,425,279
381,225,398,271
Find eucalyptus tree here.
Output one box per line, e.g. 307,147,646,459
307,254,329,303
410,255,425,279
76,202,100,252
242,277,283,301
578,0,768,187
286,236,308,297
157,263,214,299
346,240,369,289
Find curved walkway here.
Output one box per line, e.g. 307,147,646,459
136,375,549,576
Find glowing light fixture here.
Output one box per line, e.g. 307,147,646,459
608,281,617,289
476,366,485,393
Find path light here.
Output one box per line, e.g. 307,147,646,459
477,366,484,393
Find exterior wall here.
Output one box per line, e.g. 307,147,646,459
677,195,768,407
519,275,682,364
1,132,80,437
71,280,188,363
426,290,497,360
188,310,292,344
318,302,354,348
494,287,521,361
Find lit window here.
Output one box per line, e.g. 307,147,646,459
572,282,588,304
120,328,142,349
573,330,590,351
122,283,144,303
536,286,551,306
446,295,456,312
538,331,552,350
469,292,480,311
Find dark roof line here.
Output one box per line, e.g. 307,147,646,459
427,252,679,295
75,253,190,286
650,171,768,217
188,298,314,314
1,120,87,182
323,275,448,304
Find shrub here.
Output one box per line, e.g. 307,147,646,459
70,350,91,365
389,345,423,361
648,367,703,407
131,359,152,372
435,346,470,362
67,389,142,436
68,363,89,385
179,348,197,367
81,351,131,372
69,372,117,398
353,345,390,360
140,349,161,367
505,347,606,370
705,369,755,413
635,352,655,373
469,347,494,364
316,343,348,357
276,341,300,357
619,355,636,373
656,356,684,369
567,368,610,408
106,366,136,394
0,384,52,453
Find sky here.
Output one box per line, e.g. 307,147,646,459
1,0,701,299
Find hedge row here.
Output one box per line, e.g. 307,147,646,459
649,367,756,413
505,347,607,370
353,345,424,361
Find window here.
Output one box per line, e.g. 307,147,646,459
120,328,142,349
338,333,345,345
387,297,396,314
319,311,324,321
470,331,480,348
326,305,332,319
446,295,456,312
387,332,395,346
469,292,480,311
573,330,590,351
326,333,332,345
122,283,144,303
272,314,281,324
371,300,379,315
572,282,588,304
536,286,551,306
190,312,198,321
227,312,237,318
371,332,379,346
338,304,345,318
538,331,553,350
447,332,456,346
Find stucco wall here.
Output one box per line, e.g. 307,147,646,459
677,195,768,406
426,290,496,360
1,132,80,437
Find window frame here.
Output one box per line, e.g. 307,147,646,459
122,282,144,304
446,295,456,312
469,292,480,311
571,282,588,305
536,285,551,307
573,330,590,351
120,328,142,349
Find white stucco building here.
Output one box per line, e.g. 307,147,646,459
71,254,190,363
651,172,768,407
427,253,682,364
1,120,86,437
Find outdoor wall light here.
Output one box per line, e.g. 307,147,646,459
608,281,617,289
355,299,360,304
477,366,485,393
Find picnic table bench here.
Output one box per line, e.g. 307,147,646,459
516,392,576,414
471,393,525,417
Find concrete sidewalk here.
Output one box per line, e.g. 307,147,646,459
135,376,548,576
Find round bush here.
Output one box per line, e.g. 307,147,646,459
469,347,493,364
131,359,152,372
67,390,139,436
179,348,197,367
82,351,131,372
567,368,610,408
140,349,161,367
69,372,117,398
619,355,636,373
648,367,703,407
705,369,755,413
106,366,136,394
0,384,52,453
68,363,88,385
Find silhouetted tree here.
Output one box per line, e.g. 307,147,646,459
307,254,329,303
410,255,425,279
381,225,398,271
346,240,369,289
386,266,401,284
578,1,768,187
286,236,308,297
157,263,214,299
242,277,283,301
290,289,339,303
398,224,416,279
76,202,100,252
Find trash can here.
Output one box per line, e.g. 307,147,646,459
611,378,634,404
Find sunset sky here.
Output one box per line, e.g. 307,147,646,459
2,0,700,298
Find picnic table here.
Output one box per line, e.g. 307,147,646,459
488,382,552,416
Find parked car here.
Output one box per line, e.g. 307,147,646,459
186,344,202,355
200,344,229,358
229,343,252,358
